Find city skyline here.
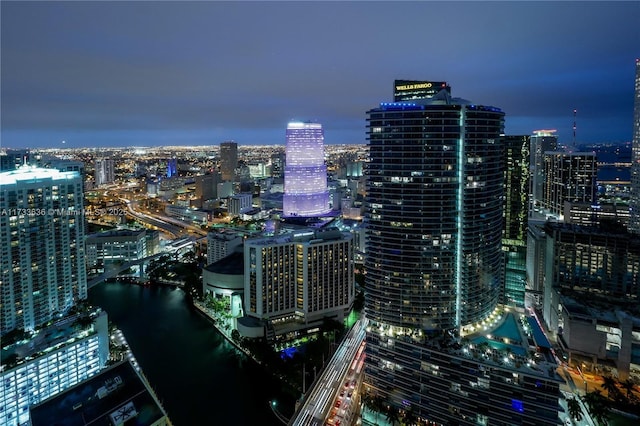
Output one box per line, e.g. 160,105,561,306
1,1,639,149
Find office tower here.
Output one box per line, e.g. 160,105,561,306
194,172,221,202
526,221,547,310
271,151,286,179
0,167,87,335
502,135,530,307
94,158,115,186
629,59,640,233
542,151,597,219
543,222,640,380
243,228,354,339
530,130,558,212
228,193,253,217
220,141,238,181
0,149,29,171
166,157,177,178
366,92,505,331
393,80,450,102
282,121,331,217
364,87,561,424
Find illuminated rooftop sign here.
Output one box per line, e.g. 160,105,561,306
393,80,449,101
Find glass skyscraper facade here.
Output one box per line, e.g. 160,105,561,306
220,141,238,181
363,89,561,424
629,59,640,233
365,97,505,331
542,151,597,219
283,121,330,217
530,130,557,213
502,135,530,308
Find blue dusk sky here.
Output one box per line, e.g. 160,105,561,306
1,1,638,149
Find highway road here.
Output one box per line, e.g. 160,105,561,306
290,318,367,426
120,198,208,238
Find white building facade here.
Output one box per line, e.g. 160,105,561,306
0,167,87,335
0,310,109,426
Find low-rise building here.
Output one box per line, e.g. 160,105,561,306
202,250,244,318
85,229,148,273
558,297,640,380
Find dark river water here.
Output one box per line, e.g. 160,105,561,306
88,283,296,426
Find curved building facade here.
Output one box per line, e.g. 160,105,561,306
363,88,563,425
283,122,330,217
365,97,505,331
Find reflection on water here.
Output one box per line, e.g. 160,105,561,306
89,283,294,426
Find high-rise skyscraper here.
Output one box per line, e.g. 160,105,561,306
366,89,505,332
166,157,177,178
530,129,558,213
270,151,286,179
283,121,330,217
0,167,87,334
364,86,561,424
94,158,115,186
220,141,238,181
542,151,597,219
502,135,530,307
629,59,640,233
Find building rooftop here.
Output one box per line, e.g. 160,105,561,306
87,229,146,239
372,307,563,381
1,308,105,371
377,88,502,112
0,165,80,185
30,361,167,426
204,251,244,275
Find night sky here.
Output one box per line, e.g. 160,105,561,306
1,1,638,149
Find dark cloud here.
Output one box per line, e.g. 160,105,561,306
1,1,638,148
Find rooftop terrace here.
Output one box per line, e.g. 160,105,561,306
30,361,167,426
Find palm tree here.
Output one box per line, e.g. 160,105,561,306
566,396,583,422
601,375,621,402
385,404,401,426
373,395,385,425
403,407,419,426
361,393,377,424
620,378,637,401
582,390,610,426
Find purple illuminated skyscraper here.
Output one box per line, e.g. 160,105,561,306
283,121,330,217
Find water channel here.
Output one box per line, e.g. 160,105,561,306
88,282,296,426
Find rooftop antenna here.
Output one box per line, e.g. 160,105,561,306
572,109,577,150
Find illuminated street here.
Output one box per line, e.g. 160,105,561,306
290,319,367,426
